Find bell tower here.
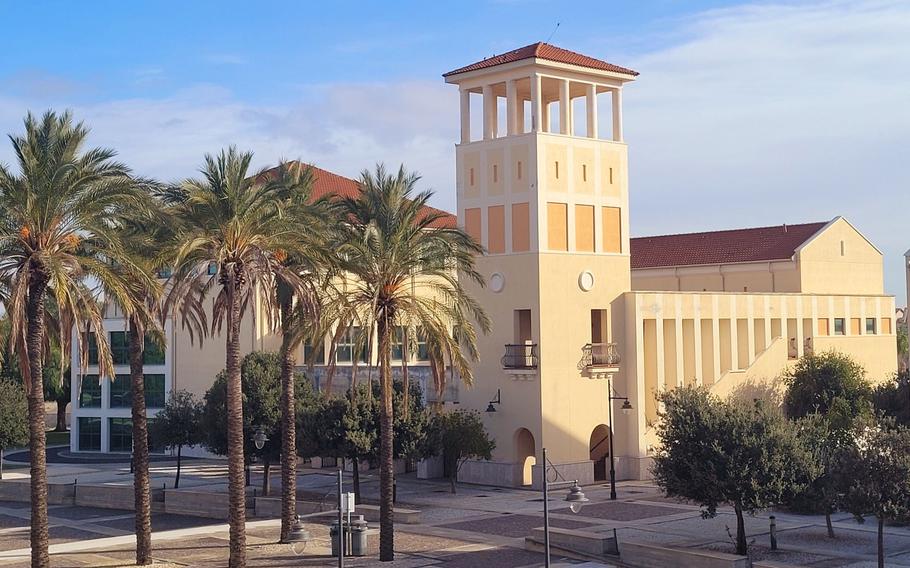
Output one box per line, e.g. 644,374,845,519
444,43,639,486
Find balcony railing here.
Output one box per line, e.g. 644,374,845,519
578,343,621,370
502,343,538,370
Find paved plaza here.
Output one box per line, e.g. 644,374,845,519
2,454,910,566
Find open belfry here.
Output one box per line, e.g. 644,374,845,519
444,43,896,487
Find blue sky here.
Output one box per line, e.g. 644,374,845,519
2,1,910,300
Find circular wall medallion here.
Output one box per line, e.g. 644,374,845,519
578,271,595,292
489,272,505,293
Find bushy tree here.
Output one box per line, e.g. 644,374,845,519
873,372,910,426
839,418,910,568
0,380,28,479
425,409,494,494
149,390,203,489
202,352,316,496
792,408,855,537
652,386,813,556
784,351,871,419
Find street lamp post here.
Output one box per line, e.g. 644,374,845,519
541,447,589,568
606,376,633,501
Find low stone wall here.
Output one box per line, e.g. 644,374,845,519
528,526,617,556
417,456,444,480
620,542,748,568
458,459,522,487
356,504,421,524
0,480,74,505
253,497,334,518
73,484,163,510
164,489,247,519
753,562,804,568
531,460,594,490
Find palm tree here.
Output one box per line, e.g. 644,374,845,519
270,164,337,542
164,149,311,568
109,198,173,565
336,164,489,561
0,111,148,567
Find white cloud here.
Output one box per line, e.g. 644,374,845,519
0,0,908,299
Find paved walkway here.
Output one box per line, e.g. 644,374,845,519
2,458,910,566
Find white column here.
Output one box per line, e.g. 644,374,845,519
460,88,471,144
612,88,623,141
530,74,542,133
506,79,518,136
482,84,494,140
516,96,525,133
559,79,570,135
542,103,551,133
586,83,598,139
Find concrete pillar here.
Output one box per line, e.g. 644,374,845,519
559,79,571,135
612,88,623,142
530,74,542,133
483,84,494,140
542,103,551,133
460,88,471,144
586,83,598,139
506,79,518,136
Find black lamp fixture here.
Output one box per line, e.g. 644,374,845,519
485,388,501,413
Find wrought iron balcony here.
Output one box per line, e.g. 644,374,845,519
578,343,621,371
502,343,539,370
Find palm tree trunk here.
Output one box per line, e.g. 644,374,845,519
26,273,50,568
279,335,297,542
128,318,152,565
54,400,68,432
225,281,247,568
377,315,395,562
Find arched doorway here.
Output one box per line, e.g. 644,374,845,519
589,424,611,482
514,428,536,486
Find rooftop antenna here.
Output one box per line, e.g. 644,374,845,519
545,22,560,44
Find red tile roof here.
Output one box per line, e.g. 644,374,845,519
443,42,639,78
262,162,456,229
630,221,828,269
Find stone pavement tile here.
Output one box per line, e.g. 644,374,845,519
46,505,127,521
702,541,837,566
555,501,683,521
433,545,552,568
0,502,30,510
0,536,30,552
439,513,597,538
640,511,802,542
92,512,217,533
0,515,26,529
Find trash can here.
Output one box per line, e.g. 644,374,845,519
349,516,369,557
330,521,349,557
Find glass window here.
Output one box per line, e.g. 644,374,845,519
143,335,165,365
416,328,429,361
78,417,101,451
86,332,98,365
79,375,102,408
391,327,406,361
834,318,846,336
866,318,877,335
304,341,326,365
110,331,129,365
109,418,132,452
109,374,131,408
336,326,369,363
207,262,218,276
144,374,166,408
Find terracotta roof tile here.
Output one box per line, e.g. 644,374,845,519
630,222,828,269
260,162,456,229
443,42,638,78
